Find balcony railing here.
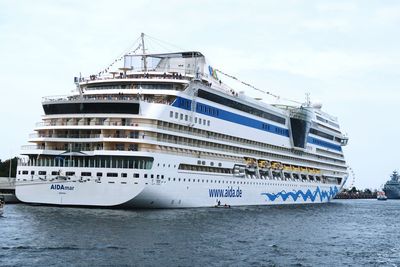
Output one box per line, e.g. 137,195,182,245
29,133,103,139
18,157,153,169
42,94,173,105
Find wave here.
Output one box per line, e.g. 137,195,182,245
261,186,339,202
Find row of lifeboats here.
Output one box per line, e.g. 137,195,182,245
245,158,321,174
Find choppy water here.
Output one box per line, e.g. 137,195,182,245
1,200,400,266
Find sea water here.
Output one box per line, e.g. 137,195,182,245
1,200,399,266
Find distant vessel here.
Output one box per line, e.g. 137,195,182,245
15,33,349,208
377,191,387,201
383,171,400,199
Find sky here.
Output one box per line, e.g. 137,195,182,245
1,0,399,189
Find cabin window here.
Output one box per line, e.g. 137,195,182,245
107,173,118,177
81,172,91,176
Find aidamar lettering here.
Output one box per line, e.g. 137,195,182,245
50,184,74,191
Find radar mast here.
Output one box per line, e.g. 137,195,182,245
141,32,147,72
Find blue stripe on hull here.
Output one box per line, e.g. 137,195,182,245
172,96,342,152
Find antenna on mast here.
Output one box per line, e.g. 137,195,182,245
305,92,311,107
141,33,147,72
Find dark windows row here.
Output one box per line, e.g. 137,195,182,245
86,83,173,90
309,128,334,141
196,103,219,117
179,164,232,174
198,89,286,124
308,137,341,151
177,98,191,110
28,156,154,169
22,170,140,178
170,110,211,126
43,102,140,115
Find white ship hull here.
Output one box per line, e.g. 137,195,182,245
16,154,344,208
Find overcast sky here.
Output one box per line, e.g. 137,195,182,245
1,0,399,189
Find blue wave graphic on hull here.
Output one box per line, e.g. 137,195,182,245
261,186,338,202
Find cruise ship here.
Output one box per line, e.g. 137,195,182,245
16,34,349,208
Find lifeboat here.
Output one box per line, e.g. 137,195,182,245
292,165,300,172
271,162,283,170
283,164,292,171
245,157,256,167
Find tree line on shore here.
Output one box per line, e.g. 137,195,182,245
335,187,378,199
0,157,18,177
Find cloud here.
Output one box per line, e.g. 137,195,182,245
374,5,400,25
300,18,351,32
316,2,357,12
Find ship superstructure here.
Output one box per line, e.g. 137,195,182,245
383,171,400,199
16,34,349,207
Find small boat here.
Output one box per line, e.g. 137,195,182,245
214,200,231,208
214,204,231,208
377,191,388,201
